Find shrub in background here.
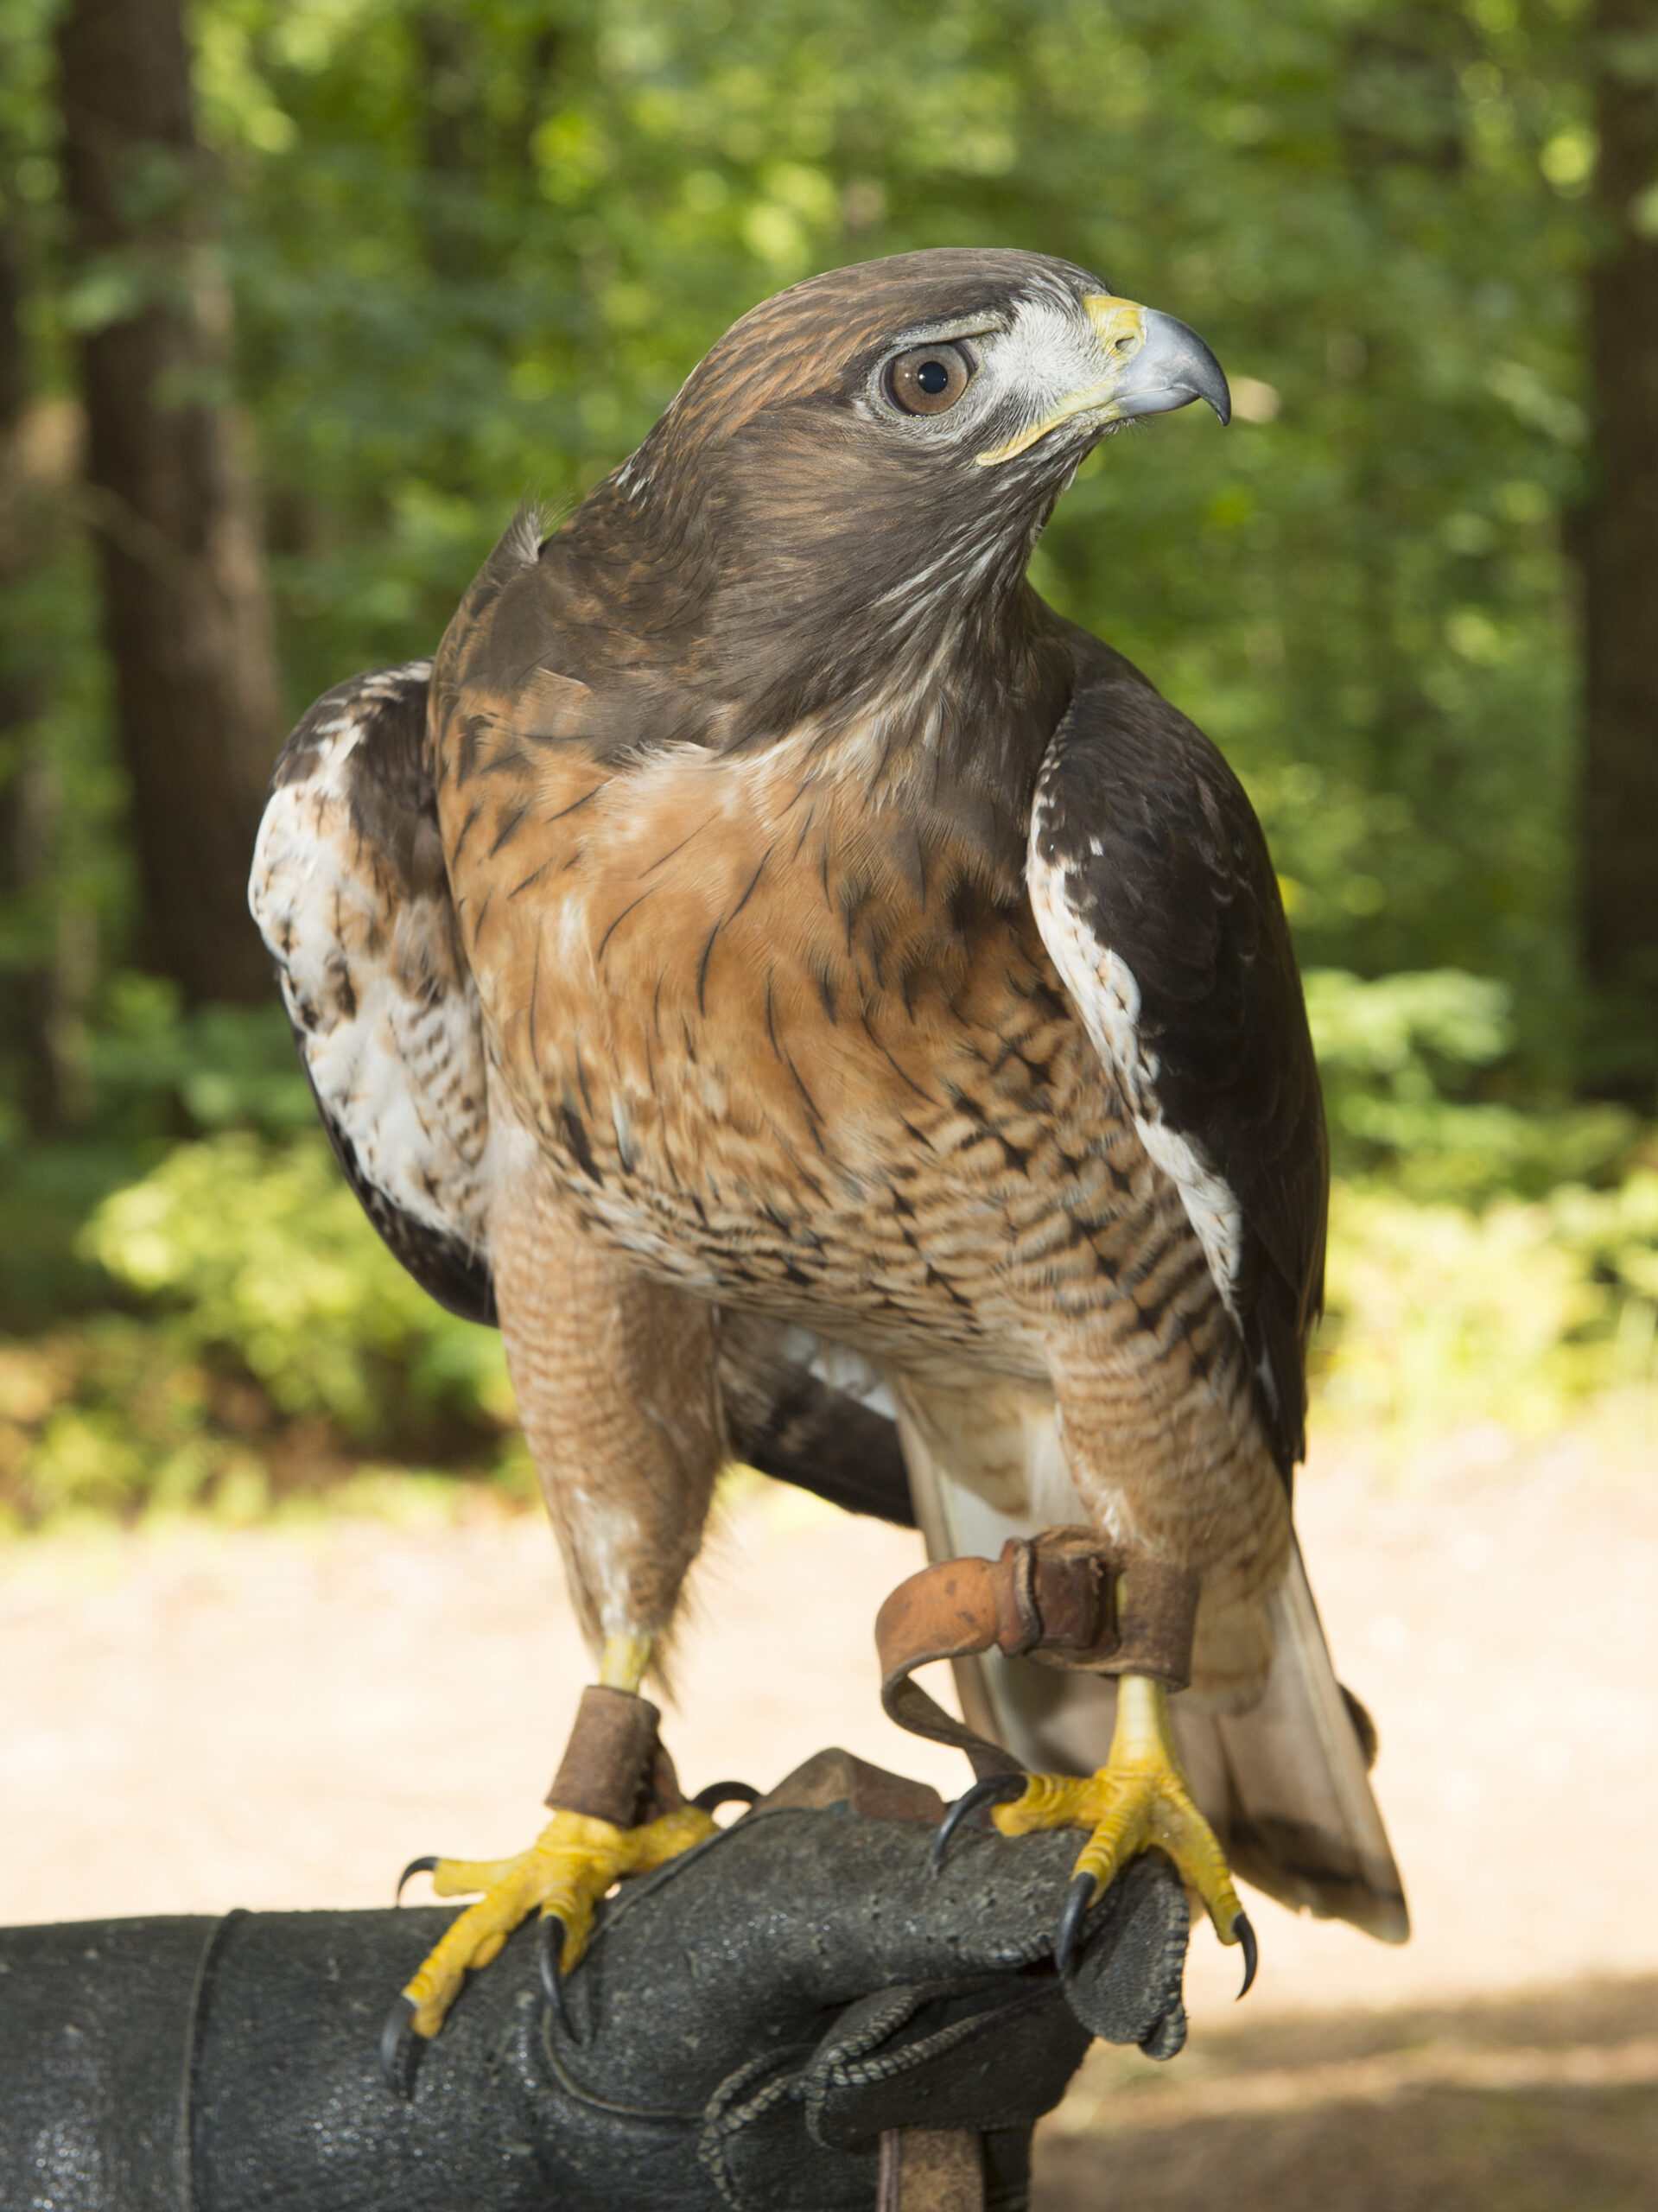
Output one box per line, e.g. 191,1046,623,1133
0,1130,518,1529
1307,970,1655,1450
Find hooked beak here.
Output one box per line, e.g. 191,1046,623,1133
976,294,1231,466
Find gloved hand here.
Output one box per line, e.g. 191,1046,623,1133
0,1751,1189,2212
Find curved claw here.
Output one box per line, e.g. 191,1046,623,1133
691,1780,760,1814
931,1770,1028,1876
1054,1869,1097,1980
1235,1910,1258,1999
395,1854,440,1906
379,1993,419,2098
537,1912,575,2042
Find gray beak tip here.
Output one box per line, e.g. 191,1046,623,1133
1132,308,1232,430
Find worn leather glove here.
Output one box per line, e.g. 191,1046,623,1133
0,1751,1188,2211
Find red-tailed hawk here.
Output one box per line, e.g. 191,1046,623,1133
251,250,1406,2069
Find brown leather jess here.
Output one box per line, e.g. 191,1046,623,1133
544,1685,678,1825
875,1529,1200,1778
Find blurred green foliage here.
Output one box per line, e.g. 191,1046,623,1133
84,976,317,1141
3,0,1601,1040
0,980,314,1328
0,1128,521,1529
1307,970,1657,1450
1320,1173,1658,1449
1305,967,1635,1203
84,1131,512,1434
1,0,1653,1519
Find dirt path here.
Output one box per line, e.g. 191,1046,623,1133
4,1432,1655,2206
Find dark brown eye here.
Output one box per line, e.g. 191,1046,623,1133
886,342,974,416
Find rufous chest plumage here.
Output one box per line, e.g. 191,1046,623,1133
435,711,1183,1376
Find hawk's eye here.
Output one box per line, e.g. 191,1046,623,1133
886,342,974,416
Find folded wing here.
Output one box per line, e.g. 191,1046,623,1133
250,661,497,1323
1026,631,1328,1478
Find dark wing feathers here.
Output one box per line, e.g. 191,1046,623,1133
1028,631,1327,1476
744,1376,914,1526
715,1317,916,1527
308,1060,498,1326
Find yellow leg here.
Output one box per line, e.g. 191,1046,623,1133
392,1634,715,2044
598,1630,653,1692
992,1674,1255,1991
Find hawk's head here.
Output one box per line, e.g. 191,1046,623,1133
666,248,1223,453
619,249,1224,538
558,251,1228,748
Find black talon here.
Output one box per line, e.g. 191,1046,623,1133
379,1993,420,2098
395,1854,440,1905
931,1770,1027,1875
691,1780,760,1814
538,1914,575,2041
1054,1870,1096,1980
1235,1910,1259,1999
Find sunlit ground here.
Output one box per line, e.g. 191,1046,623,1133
3,1418,1655,2209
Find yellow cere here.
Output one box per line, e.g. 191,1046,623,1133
975,293,1150,467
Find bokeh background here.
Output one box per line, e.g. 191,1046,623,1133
2,3,1655,2207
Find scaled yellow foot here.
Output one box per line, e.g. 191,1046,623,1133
992,1672,1256,1990
399,1801,716,2040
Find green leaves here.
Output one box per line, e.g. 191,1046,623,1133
1307,967,1635,1201
83,1132,511,1435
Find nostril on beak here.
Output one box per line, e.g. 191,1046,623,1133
1113,334,1140,358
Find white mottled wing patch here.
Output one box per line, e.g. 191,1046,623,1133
1027,801,1243,1320
249,662,492,1276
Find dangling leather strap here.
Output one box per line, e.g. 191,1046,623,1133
874,1528,1199,1778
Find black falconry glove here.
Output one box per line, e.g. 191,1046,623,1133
0,1751,1189,2212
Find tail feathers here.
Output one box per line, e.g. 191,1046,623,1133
1199,1541,1408,1942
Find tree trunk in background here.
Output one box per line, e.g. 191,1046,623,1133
416,6,482,283
0,216,60,1129
1579,0,1658,1104
57,0,280,1005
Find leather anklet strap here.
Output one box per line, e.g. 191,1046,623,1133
875,1529,1198,1777
546,1684,666,1827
